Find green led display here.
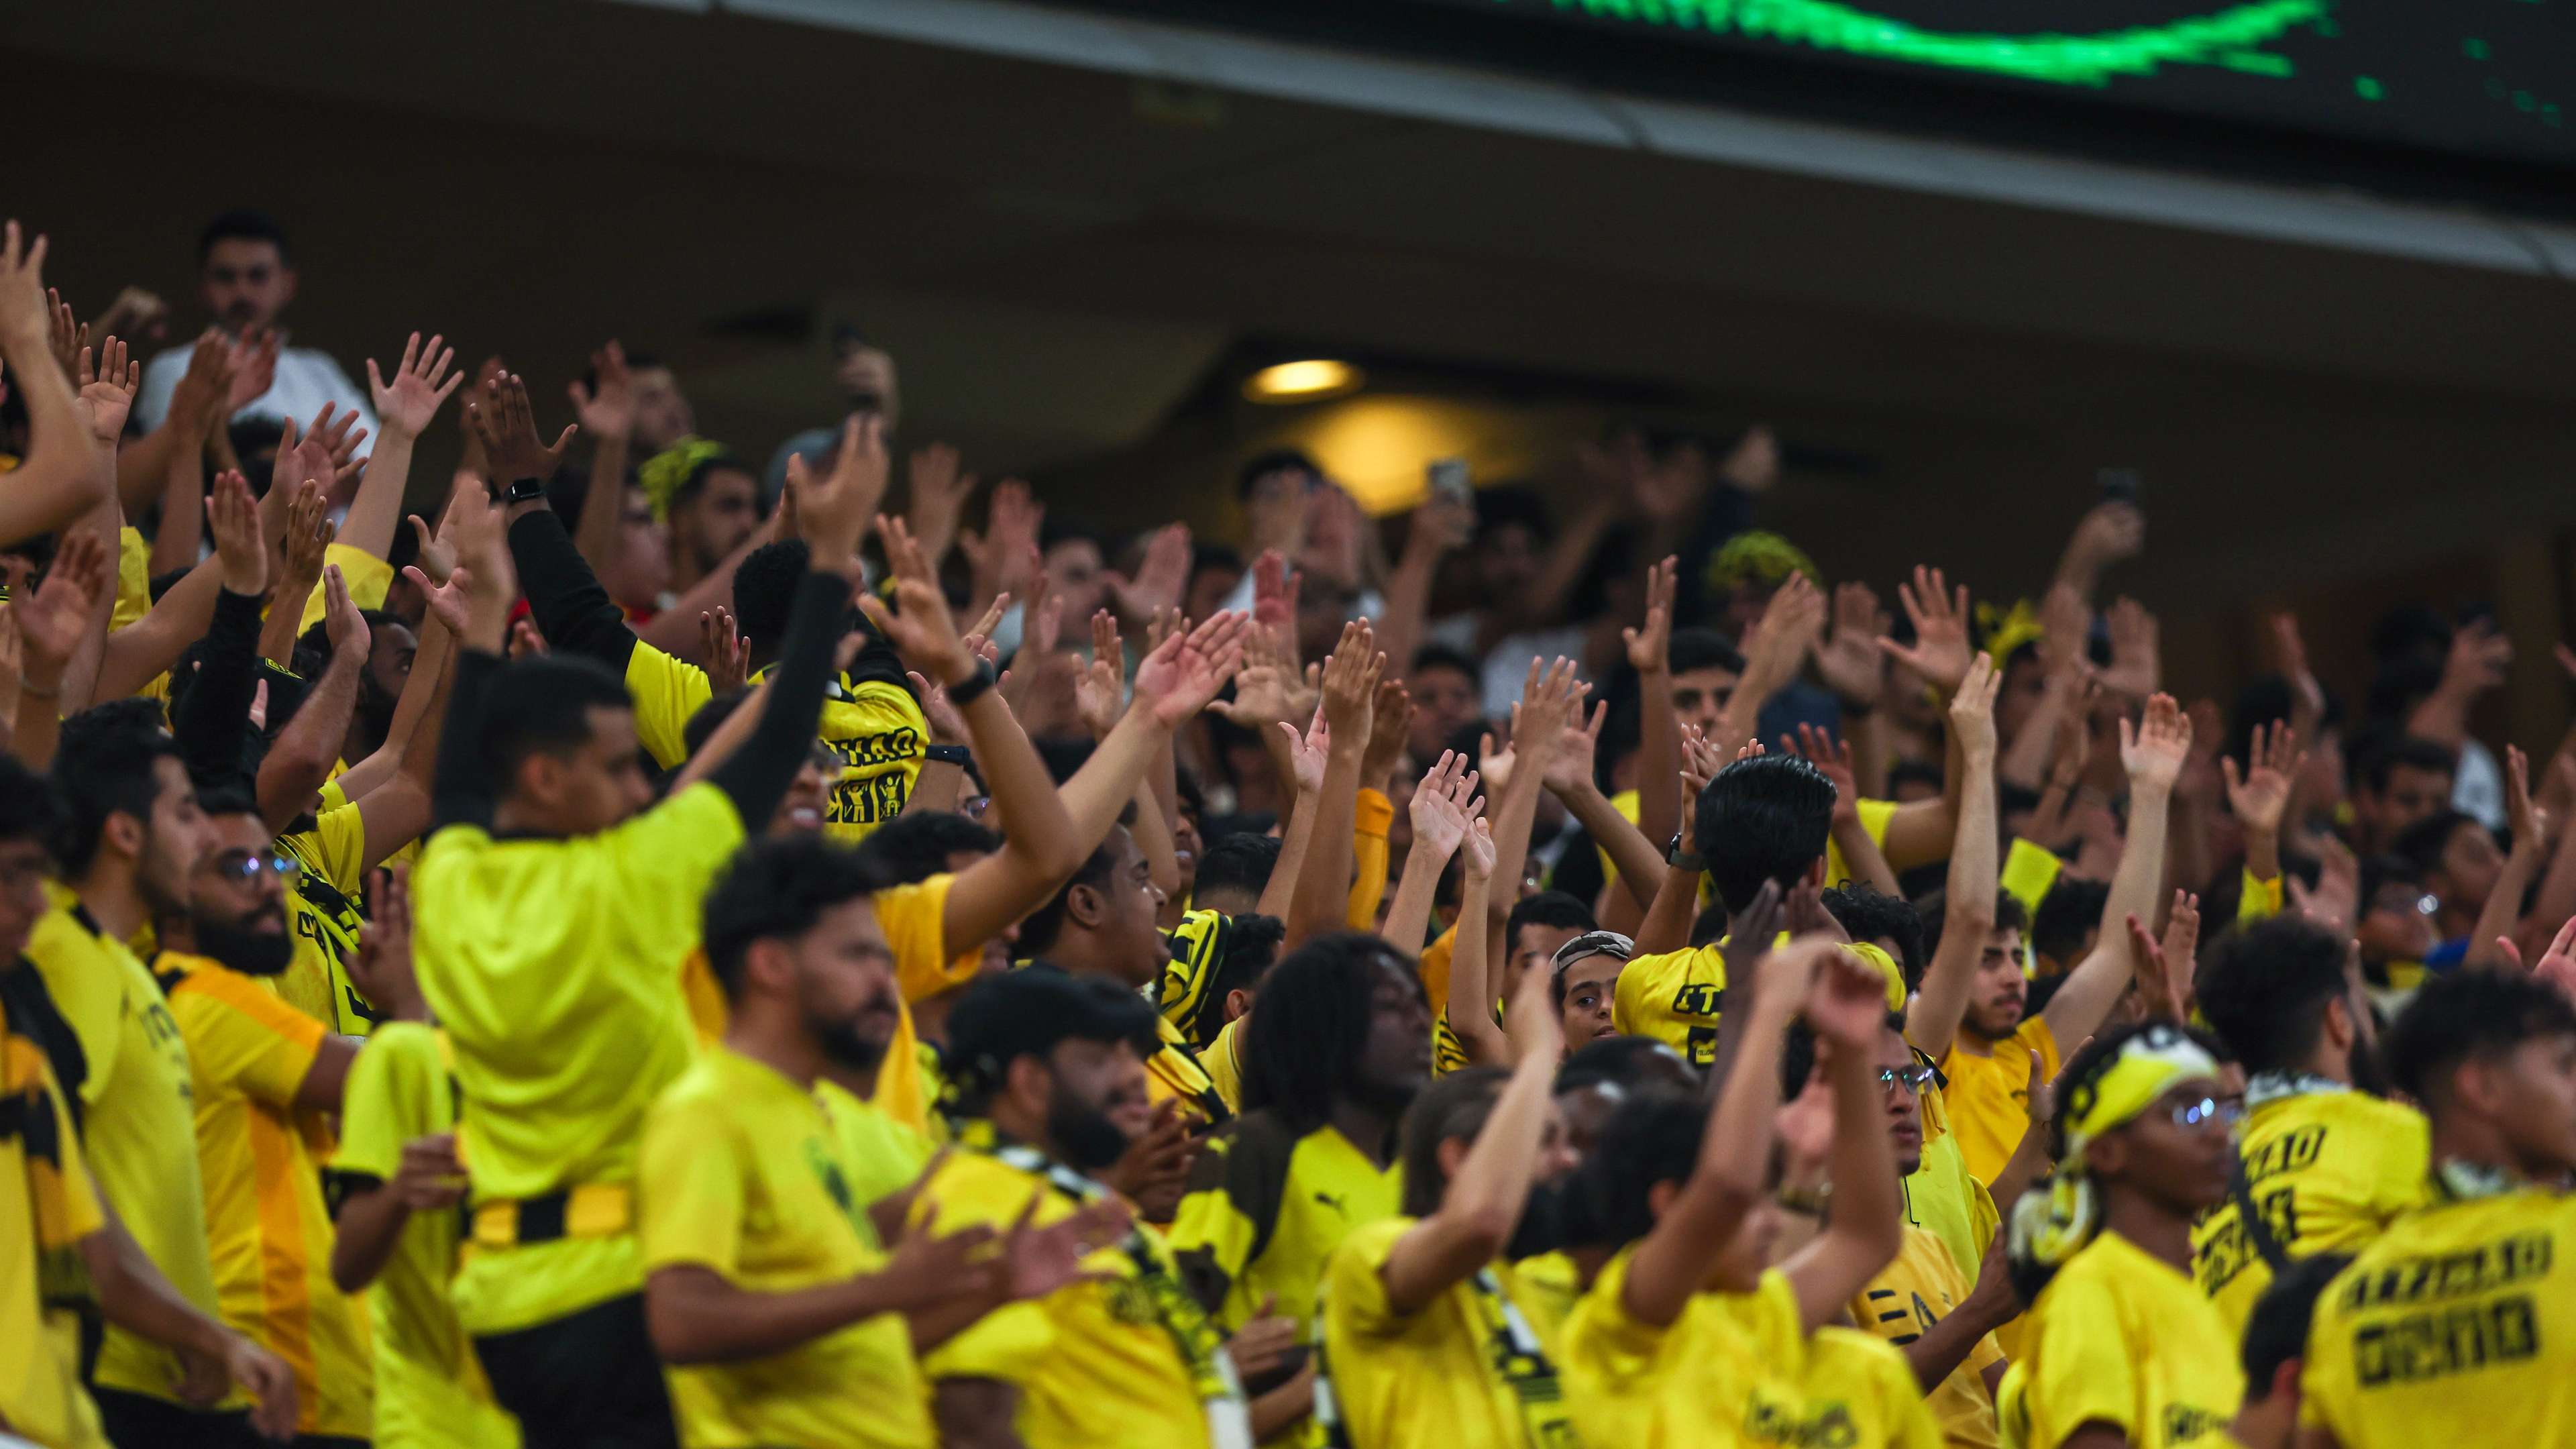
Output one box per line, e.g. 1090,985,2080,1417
1527,0,2328,87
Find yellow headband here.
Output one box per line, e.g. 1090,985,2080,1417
1977,597,2046,669
637,437,736,525
2007,1026,2218,1277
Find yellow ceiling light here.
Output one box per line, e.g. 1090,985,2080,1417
1244,359,1364,404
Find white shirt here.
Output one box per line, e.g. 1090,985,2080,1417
133,336,379,452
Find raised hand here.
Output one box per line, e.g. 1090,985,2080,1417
0,223,54,354
2124,904,2190,1024
1279,706,1331,796
74,337,138,441
400,561,470,638
1623,555,1677,674
1512,655,1589,782
1215,624,1298,731
565,339,635,441
2443,618,2513,698
166,331,239,441
2220,720,2304,836
702,607,751,695
957,479,1042,600
321,566,371,660
1878,564,1973,693
1805,943,1889,1049
856,513,973,682
1318,621,1384,744
2100,598,2160,698
445,474,516,603
1678,722,1725,800
277,481,335,599
1248,549,1301,667
45,288,85,381
2506,744,2542,851
2121,692,2192,794
1460,814,1496,881
347,865,423,1024
1107,523,1190,624
1813,580,1886,708
301,400,371,495
2065,500,2145,575
206,470,268,597
224,326,280,412
463,372,576,483
1408,751,1485,861
786,415,891,569
904,441,977,565
1075,610,1126,738
1360,676,1413,787
1132,610,1252,730
2289,835,2359,934
1542,700,1607,795
367,331,462,441
2498,916,2576,1004
1948,651,2002,761
13,531,107,686
1784,723,1860,824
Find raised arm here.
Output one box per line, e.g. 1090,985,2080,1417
1548,702,1665,916
1285,623,1383,949
0,226,109,547
566,341,637,582
168,472,270,790
2041,694,2187,1044
1483,657,1587,924
1778,953,1906,1331
1377,961,1565,1315
1375,494,1468,697
2222,720,2306,890
1907,655,2000,1061
257,566,369,831
339,332,460,561
6,532,109,769
1626,557,1684,861
1383,751,1477,951
1451,818,1511,1066
2466,747,2544,970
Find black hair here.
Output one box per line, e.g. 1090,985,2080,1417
701,835,899,1000
195,784,259,821
1822,885,1925,987
1236,448,1322,500
2364,656,2446,729
1688,901,1729,948
1556,1036,1695,1096
1667,628,1745,678
857,812,1003,888
2196,918,2353,1077
2384,967,2576,1105
1191,833,1281,910
2231,675,2343,765
0,754,66,853
2031,879,2111,967
198,208,289,264
295,609,409,665
1915,888,2029,961
2391,809,2484,879
1034,737,1096,787
1038,513,1107,558
1016,823,1130,957
680,690,755,761
229,417,286,474
1888,759,1944,798
1190,542,1244,582
476,656,635,792
1243,932,1422,1130
1201,914,1289,1049
1397,1066,1511,1217
1780,1010,1911,1099
1407,643,1481,687
2241,1252,2355,1401
945,965,1161,1118
1568,1087,1702,1247
1692,755,1834,914
731,539,812,659
2353,733,2457,795
1505,892,1596,955
1471,486,1550,543
50,700,183,877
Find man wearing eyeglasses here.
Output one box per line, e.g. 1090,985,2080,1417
1778,1010,2020,1449
150,790,375,1444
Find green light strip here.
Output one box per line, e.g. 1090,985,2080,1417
1535,0,2332,87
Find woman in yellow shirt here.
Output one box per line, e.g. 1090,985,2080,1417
1313,959,1575,1449
2000,1022,2244,1449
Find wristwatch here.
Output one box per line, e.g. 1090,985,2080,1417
945,661,997,709
501,476,548,505
1666,830,1705,872
926,744,973,766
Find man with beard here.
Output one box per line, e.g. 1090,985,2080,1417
641,835,1126,1449
2188,916,2427,1338
915,966,1253,1449
1170,932,1433,1440
152,792,374,1444
132,210,379,442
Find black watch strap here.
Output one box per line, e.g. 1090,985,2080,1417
502,476,547,504
944,661,997,709
926,744,973,766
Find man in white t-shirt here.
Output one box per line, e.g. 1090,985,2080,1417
131,209,377,447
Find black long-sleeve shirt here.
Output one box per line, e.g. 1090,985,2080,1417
173,586,268,793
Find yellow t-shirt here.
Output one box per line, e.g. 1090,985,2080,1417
1160,909,1234,1049
624,645,927,843
1201,1016,1247,1118
331,1022,519,1449
640,1044,934,1449
413,781,747,1335
1146,1012,1232,1133
1,998,110,1449
297,541,396,631
1169,1113,1399,1340
1851,1227,2004,1449
2000,1230,2241,1449
1349,788,1392,929
911,1143,1234,1449
2192,1083,2430,1338
820,1078,934,1226
1565,1252,1940,1448
1418,923,1458,1024
2300,1184,2576,1449
274,800,380,1035
2237,869,2284,926
157,953,374,1439
1937,1018,2060,1185
113,523,151,630
1906,1085,2002,1284
24,892,225,1405
1825,797,1904,892
1614,936,1904,1070
1319,1215,1574,1449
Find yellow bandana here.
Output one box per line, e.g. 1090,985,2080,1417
637,436,736,525
2007,1026,2218,1279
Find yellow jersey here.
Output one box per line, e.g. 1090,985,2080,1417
1564,1251,1939,1448
331,1022,519,1449
912,1137,1242,1449
1147,1012,1232,1133
1851,1227,2003,1449
413,781,746,1336
297,541,394,631
274,800,380,1034
24,894,225,1405
625,645,927,843
819,1077,934,1222
2300,1180,2576,1449
1170,1112,1400,1340
2000,1230,2240,1449
1318,1215,1575,1449
1615,936,1904,1070
1202,1016,1247,1118
156,953,374,1439
0,994,110,1449
1161,909,1234,1049
1937,1018,2059,1185
639,1043,934,1449
1907,1084,2003,1284
2190,1079,2430,1338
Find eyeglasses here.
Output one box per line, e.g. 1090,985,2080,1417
1875,1065,1937,1099
2168,1096,2244,1130
205,851,301,887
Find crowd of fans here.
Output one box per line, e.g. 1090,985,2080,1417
0,204,2572,1449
